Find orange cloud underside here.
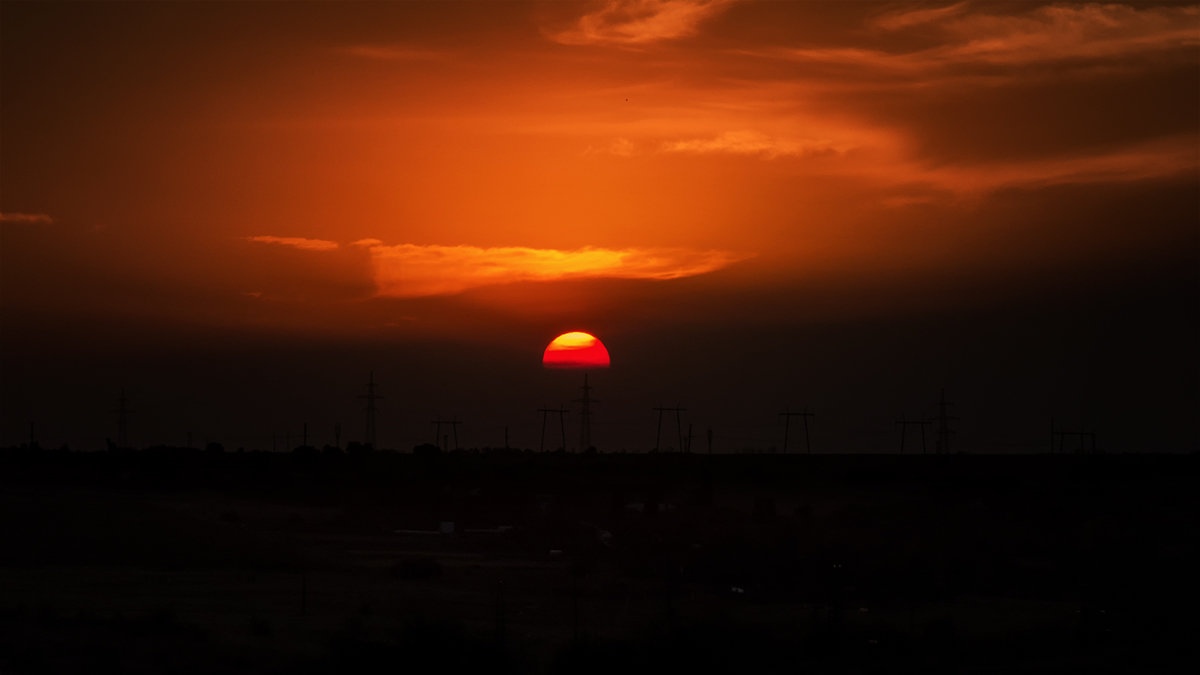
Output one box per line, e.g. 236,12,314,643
247,235,339,251
543,331,611,369
3,0,1196,333
364,243,751,297
0,212,54,224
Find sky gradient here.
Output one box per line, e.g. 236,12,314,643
2,1,1197,452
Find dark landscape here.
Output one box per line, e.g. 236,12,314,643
2,448,1196,673
3,1,1197,672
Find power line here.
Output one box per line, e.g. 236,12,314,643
432,416,461,451
779,408,815,454
1051,417,1097,454
358,371,383,448
935,388,957,454
653,405,686,452
112,388,133,449
574,374,598,451
896,414,929,454
537,407,568,452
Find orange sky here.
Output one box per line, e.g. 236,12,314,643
3,0,1197,338
1,1,1197,452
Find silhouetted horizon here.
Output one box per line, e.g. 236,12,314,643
2,2,1196,670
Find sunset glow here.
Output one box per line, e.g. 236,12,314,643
543,332,611,369
2,0,1194,332
1,0,1193,655
1,0,1196,455
364,243,750,297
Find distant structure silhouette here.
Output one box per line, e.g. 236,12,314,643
538,406,568,452
653,405,686,452
575,374,596,450
358,371,382,448
779,407,814,454
1066,431,1095,453
432,416,460,451
1051,420,1099,451
896,414,929,454
1051,418,1096,454
113,389,132,448
935,389,956,454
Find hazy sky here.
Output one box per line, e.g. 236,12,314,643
2,1,1197,452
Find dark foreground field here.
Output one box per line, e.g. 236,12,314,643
1,448,1196,673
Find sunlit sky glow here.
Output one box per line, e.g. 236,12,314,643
1,1,1196,452
2,0,1195,333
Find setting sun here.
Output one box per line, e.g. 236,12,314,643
0,2,1193,663
543,331,611,369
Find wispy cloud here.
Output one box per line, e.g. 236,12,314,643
771,3,1200,72
648,125,1195,195
360,243,752,297
873,2,968,31
661,130,861,159
0,212,53,224
246,235,340,251
578,101,1194,196
584,137,638,157
911,135,1200,194
552,0,738,46
934,3,1200,66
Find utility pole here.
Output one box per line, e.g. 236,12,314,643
707,427,713,455
1053,428,1096,454
779,408,815,454
676,407,685,453
538,407,569,452
896,415,929,454
113,389,132,449
358,371,383,448
575,374,597,451
432,416,461,450
653,406,686,452
334,423,341,450
935,389,956,454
